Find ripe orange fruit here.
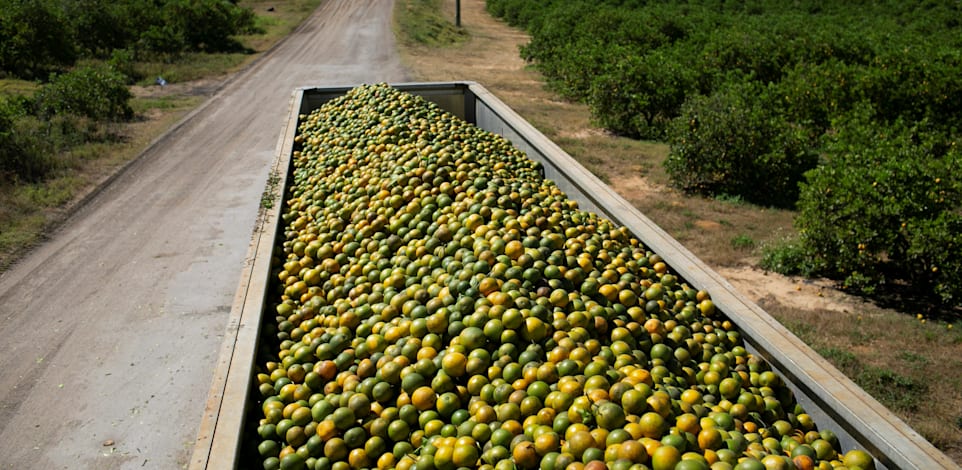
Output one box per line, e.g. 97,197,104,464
792,454,815,470
441,351,467,377
650,445,681,470
842,449,875,470
638,412,666,438
697,428,723,451
534,431,560,455
617,439,648,464
512,440,539,469
411,386,437,411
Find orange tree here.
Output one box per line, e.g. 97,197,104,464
780,105,962,306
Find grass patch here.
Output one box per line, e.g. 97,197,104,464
817,345,926,413
396,0,468,47
132,53,250,85
0,79,40,97
781,319,816,344
856,367,927,413
897,351,929,364
130,95,202,114
0,213,45,260
0,177,82,269
260,170,281,210
817,347,861,376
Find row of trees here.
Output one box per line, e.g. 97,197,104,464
1,0,259,183
486,0,962,305
0,0,258,79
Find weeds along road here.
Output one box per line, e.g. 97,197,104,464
0,1,408,468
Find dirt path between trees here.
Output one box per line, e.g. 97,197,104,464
0,1,407,468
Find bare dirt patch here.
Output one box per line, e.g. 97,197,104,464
130,78,224,99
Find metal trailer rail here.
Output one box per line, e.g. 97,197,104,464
189,82,958,469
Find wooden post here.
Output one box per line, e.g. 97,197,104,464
455,0,461,27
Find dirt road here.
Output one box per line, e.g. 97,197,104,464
0,2,408,468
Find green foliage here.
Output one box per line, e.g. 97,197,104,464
107,49,139,83
1,0,258,78
34,65,133,121
903,214,962,305
795,105,962,304
0,96,84,182
730,235,755,250
773,60,860,131
856,366,927,413
62,0,136,57
491,0,962,306
856,46,962,131
0,0,77,77
128,0,258,56
1,64,133,182
163,0,258,52
397,0,467,47
488,0,962,206
588,47,696,139
487,0,563,27
664,82,817,207
760,238,818,277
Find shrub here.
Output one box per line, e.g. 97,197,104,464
62,0,135,57
487,0,560,27
587,47,697,139
775,60,861,131
760,237,819,277
0,0,77,77
0,97,82,182
904,214,962,304
108,49,139,83
165,0,258,52
795,104,962,303
519,3,598,100
34,65,133,121
855,46,962,132
664,82,817,207
695,21,789,86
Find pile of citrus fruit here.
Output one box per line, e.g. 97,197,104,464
251,84,875,470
